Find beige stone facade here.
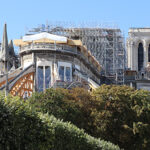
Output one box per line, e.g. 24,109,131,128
13,33,101,93
0,32,101,97
20,43,100,91
126,28,150,90
127,28,150,71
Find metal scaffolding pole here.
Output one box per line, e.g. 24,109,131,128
27,22,126,85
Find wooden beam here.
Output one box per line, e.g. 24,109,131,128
10,72,34,98
0,77,14,87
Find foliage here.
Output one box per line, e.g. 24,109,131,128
0,93,54,150
91,85,150,150
29,88,92,131
39,113,120,150
0,92,120,150
29,86,150,150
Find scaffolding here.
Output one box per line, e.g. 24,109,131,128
27,23,125,85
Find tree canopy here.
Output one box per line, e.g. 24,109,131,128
29,85,150,150
91,85,150,150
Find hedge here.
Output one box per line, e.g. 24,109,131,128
39,113,120,150
0,93,53,150
0,93,120,150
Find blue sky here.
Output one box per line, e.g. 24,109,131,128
0,0,150,41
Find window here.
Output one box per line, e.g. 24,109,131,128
148,44,150,62
58,62,72,82
59,66,64,81
45,66,51,89
138,43,144,71
38,66,44,92
38,66,51,92
66,67,71,81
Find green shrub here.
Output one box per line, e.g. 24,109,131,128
29,86,150,150
0,93,120,150
29,88,92,131
0,93,54,150
39,113,120,150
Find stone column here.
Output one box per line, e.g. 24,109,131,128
143,40,147,68
127,39,133,69
32,53,36,92
53,53,58,87
134,41,138,71
129,40,134,70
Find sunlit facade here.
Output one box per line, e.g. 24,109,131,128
126,28,150,90
0,31,101,97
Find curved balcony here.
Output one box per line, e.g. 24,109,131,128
20,43,77,54
19,43,100,76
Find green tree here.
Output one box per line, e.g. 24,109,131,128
29,88,92,130
91,85,150,150
0,92,120,150
29,86,150,149
0,93,54,150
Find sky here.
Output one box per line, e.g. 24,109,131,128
0,0,150,42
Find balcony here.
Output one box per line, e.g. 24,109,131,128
20,43,100,76
20,43,77,54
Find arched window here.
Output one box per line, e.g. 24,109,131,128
148,44,150,62
138,43,144,71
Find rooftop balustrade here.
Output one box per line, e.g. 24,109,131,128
20,43,77,54
20,43,100,76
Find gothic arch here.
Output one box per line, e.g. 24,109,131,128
148,44,150,62
136,39,144,48
138,42,144,71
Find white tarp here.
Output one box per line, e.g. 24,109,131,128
23,32,67,42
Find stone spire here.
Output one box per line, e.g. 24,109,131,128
1,23,9,61
8,40,15,56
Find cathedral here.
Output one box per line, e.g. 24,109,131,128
0,24,16,75
1,23,150,96
0,24,101,98
126,28,150,90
